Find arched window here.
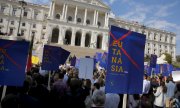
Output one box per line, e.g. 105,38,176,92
85,33,91,47
68,16,72,21
77,18,81,23
97,35,102,49
75,32,82,46
98,21,101,27
86,19,90,25
65,30,72,45
51,28,59,43
55,14,60,19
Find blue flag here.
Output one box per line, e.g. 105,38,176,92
155,64,160,74
70,56,76,66
0,39,29,86
150,54,157,68
75,58,80,69
105,26,146,94
99,52,108,69
167,64,173,74
41,45,70,70
162,64,169,76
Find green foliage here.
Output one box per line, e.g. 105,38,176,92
163,53,172,64
144,55,150,62
177,55,180,62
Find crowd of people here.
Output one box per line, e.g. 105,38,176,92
0,64,180,108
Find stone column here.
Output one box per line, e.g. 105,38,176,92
93,10,96,25
71,29,75,46
83,8,87,25
48,2,53,17
61,4,66,20
64,4,68,20
81,31,85,47
96,11,99,25
104,12,107,27
74,6,78,23
90,32,97,48
51,1,55,19
58,26,63,44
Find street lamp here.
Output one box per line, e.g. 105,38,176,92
17,0,27,36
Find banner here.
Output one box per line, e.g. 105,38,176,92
0,39,29,86
79,58,94,81
70,56,76,66
150,54,157,68
162,64,169,76
155,64,160,74
105,26,146,94
99,52,108,69
41,45,70,70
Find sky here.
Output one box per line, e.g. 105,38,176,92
26,0,180,55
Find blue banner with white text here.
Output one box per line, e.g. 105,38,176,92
105,26,146,94
0,39,29,86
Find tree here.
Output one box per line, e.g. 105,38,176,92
144,55,150,62
164,53,172,64
176,55,180,62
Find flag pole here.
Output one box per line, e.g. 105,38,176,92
1,86,7,101
47,71,51,91
122,94,127,108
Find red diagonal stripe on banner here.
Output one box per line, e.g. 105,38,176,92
109,31,140,70
0,48,22,70
3,41,16,49
109,31,132,46
120,47,140,70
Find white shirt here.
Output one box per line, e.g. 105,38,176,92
154,86,166,107
166,81,176,98
104,93,120,108
143,79,151,94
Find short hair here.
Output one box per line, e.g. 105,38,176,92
94,83,100,89
92,90,105,106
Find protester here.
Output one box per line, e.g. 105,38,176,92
105,93,120,108
153,80,167,108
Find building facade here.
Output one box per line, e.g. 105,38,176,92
0,0,176,60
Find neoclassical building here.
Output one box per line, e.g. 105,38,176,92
0,0,176,60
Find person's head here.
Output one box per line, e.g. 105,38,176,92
92,90,105,106
83,79,92,89
1,94,19,108
69,78,81,93
160,81,167,93
98,78,105,87
144,74,148,80
93,83,100,90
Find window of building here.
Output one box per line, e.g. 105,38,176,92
34,12,38,19
42,33,45,39
44,14,48,19
86,19,90,25
32,31,35,37
170,37,173,43
21,30,24,36
22,22,25,26
11,21,14,25
68,16,72,21
77,18,81,23
9,28,13,34
12,8,16,16
23,11,28,17
98,21,101,27
165,36,167,42
148,43,150,46
0,19,3,23
159,45,161,48
165,45,167,49
55,14,60,19
43,26,46,29
160,35,162,41
1,6,5,13
33,24,36,28
154,44,156,47
148,49,150,54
